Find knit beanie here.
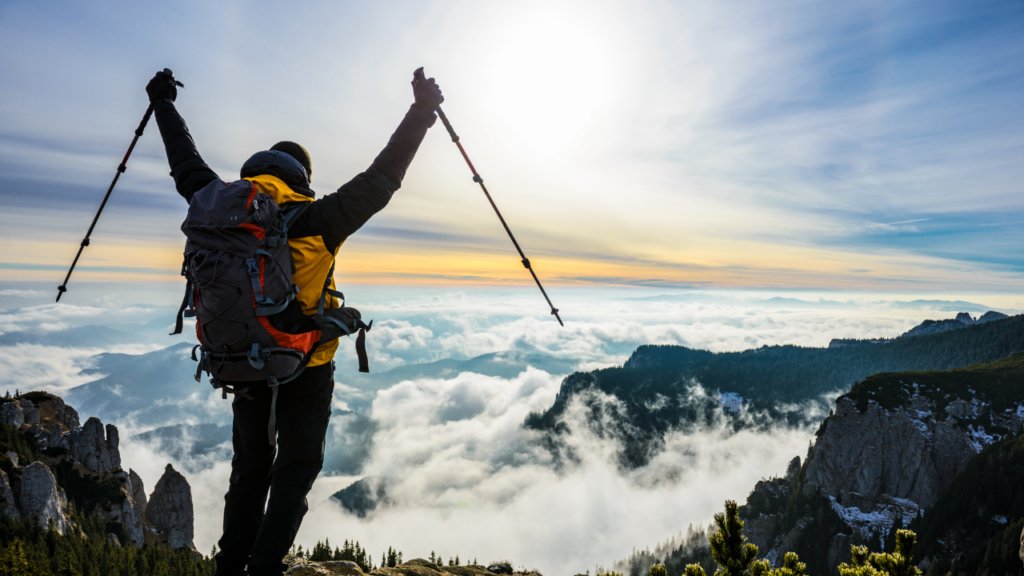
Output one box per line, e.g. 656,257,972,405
270,141,312,182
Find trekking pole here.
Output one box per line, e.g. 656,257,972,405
56,68,183,302
435,106,564,326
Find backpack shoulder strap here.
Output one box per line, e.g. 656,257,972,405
281,202,312,232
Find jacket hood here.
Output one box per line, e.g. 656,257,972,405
240,150,314,198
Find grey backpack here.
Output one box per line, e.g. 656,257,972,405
172,179,371,398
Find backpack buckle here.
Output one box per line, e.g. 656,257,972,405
247,343,266,370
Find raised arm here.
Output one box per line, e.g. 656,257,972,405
146,71,219,203
289,69,444,252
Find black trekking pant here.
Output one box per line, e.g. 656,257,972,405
214,362,334,576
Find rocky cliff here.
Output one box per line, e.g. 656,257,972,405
738,352,1024,574
0,391,195,551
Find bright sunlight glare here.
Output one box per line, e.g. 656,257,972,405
480,7,617,157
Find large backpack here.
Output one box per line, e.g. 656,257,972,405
171,179,371,403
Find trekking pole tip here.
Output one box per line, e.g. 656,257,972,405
56,285,67,302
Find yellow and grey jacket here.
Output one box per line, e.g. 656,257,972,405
154,100,438,367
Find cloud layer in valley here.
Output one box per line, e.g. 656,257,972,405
1,288,1016,573
121,370,815,576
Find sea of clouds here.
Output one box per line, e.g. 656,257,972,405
0,286,1013,574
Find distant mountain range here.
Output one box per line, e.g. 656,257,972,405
526,314,1024,467
828,310,1008,347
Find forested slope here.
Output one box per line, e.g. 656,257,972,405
529,314,1024,434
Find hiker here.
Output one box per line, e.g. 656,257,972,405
145,68,443,576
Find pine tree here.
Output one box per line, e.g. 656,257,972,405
650,564,668,576
1,539,33,576
838,530,922,576
750,553,807,576
455,555,460,566
709,500,759,576
684,501,809,576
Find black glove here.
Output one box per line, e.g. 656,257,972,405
146,69,182,104
412,67,444,111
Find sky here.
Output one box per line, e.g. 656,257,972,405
1,0,1022,298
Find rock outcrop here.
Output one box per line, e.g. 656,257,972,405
0,470,20,519
785,456,800,481
805,389,1021,509
284,556,366,576
18,462,71,534
19,399,40,425
147,464,195,549
739,355,1024,571
1,401,24,427
129,468,148,516
0,393,194,552
97,470,145,547
64,417,121,474
63,404,80,430
283,558,498,576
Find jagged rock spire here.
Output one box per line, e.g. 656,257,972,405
147,463,195,549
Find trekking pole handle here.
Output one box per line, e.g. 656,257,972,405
437,107,459,143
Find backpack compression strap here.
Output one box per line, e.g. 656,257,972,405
171,278,195,335
315,261,372,372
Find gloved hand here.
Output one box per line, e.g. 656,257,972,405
411,67,444,111
146,69,182,104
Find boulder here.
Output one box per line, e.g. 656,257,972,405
107,533,122,547
286,563,335,576
0,401,24,427
147,464,195,549
19,462,70,534
321,561,365,575
4,451,18,468
0,469,20,519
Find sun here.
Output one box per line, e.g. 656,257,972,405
478,7,617,157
